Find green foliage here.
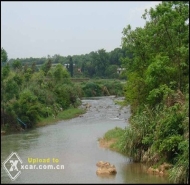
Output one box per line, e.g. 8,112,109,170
124,72,147,112
13,74,23,86
1,65,10,79
40,59,52,75
23,68,32,82
1,50,84,130
81,79,124,97
168,139,189,184
120,1,189,183
12,90,45,127
114,100,126,107
102,80,124,96
51,63,70,82
105,65,119,79
103,127,125,140
68,56,74,77
82,81,102,97
7,46,129,79
30,70,45,86
11,59,22,71
37,108,85,127
1,47,8,64
54,84,71,109
72,83,83,99
158,135,183,155
100,127,126,152
147,84,174,107
4,79,19,101
145,55,176,89
119,106,156,160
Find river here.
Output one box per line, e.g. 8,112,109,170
1,96,170,183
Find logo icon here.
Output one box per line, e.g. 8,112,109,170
2,152,22,181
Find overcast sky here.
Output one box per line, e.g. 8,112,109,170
1,1,161,59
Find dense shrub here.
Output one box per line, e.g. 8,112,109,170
81,79,125,97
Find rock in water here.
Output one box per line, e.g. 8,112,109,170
96,161,117,175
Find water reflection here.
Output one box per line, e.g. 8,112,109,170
1,129,40,156
121,163,169,184
97,174,116,180
1,96,170,184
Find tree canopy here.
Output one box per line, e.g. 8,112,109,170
121,1,189,183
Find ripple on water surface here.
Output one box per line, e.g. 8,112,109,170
1,96,170,183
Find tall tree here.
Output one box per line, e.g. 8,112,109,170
122,1,189,107
1,48,9,126
121,2,189,183
68,56,74,77
41,58,52,75
90,49,109,78
31,61,37,73
1,47,8,66
12,59,22,71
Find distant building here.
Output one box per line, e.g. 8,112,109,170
36,63,66,69
77,68,81,73
117,68,125,74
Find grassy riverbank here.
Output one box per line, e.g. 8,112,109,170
114,99,127,109
1,107,86,134
99,126,172,178
37,108,86,127
98,127,125,153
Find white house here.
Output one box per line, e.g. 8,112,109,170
117,68,125,74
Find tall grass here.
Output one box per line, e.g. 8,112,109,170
37,108,86,127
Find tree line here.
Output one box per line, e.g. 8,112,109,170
7,47,130,79
1,47,125,131
1,48,82,130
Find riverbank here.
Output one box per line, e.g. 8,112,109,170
1,107,86,135
98,127,125,153
37,107,86,127
98,127,172,178
2,96,171,184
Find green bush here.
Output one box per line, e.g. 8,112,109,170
82,81,102,97
11,90,47,127
81,79,124,97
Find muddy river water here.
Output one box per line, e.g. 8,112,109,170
1,96,170,183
